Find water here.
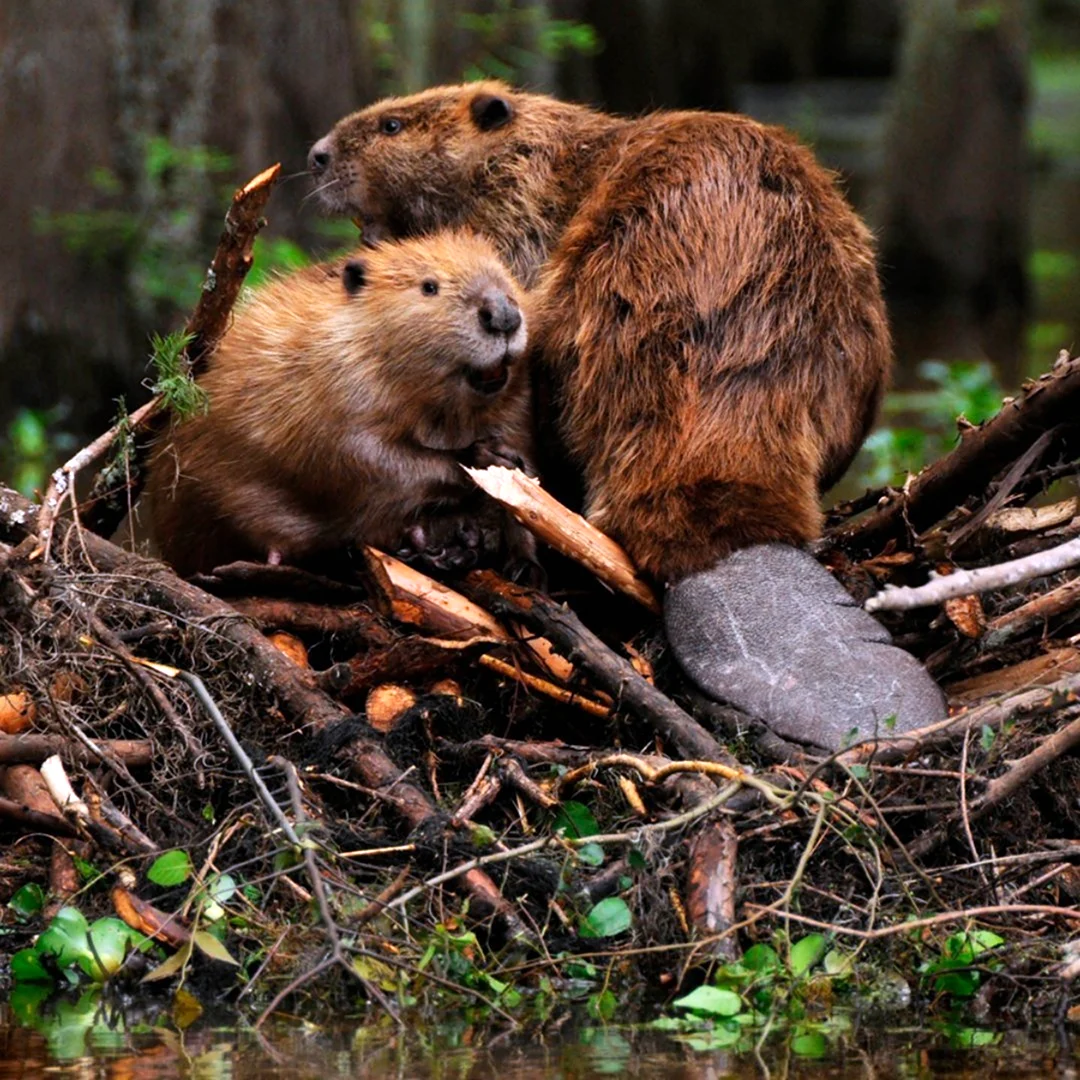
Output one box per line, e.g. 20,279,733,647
0,1004,1077,1078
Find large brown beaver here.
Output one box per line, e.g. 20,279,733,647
309,83,945,750
145,230,535,577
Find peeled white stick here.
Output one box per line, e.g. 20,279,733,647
463,465,660,613
40,755,91,823
865,535,1080,613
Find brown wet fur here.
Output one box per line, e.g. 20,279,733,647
313,83,890,581
145,231,533,576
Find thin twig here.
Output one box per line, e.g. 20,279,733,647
866,535,1080,612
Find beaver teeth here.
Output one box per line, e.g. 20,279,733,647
467,360,509,394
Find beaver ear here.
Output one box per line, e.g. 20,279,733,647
342,259,367,294
470,92,513,132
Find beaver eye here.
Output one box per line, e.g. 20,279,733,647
421,279,438,296
380,117,403,135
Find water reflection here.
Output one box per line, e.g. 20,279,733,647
0,1001,1076,1079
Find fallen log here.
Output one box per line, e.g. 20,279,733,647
831,350,1080,556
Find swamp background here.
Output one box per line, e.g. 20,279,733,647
2,0,1080,494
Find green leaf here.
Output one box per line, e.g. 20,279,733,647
789,933,827,977
73,856,101,884
741,943,780,973
77,918,143,981
627,848,646,871
579,897,632,939
968,929,1005,954
672,985,744,1018
577,842,605,867
192,930,239,965
980,724,997,752
587,988,617,1020
147,849,193,887
36,907,91,969
792,1031,828,1058
470,824,497,849
847,764,870,781
934,970,979,997
680,1025,743,1050
552,800,599,838
823,948,855,979
11,948,52,983
8,883,46,919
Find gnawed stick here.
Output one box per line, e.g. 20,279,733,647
983,575,1080,647
365,547,510,641
686,819,739,955
866,535,1080,612
365,547,580,685
478,654,612,718
463,466,660,613
73,164,283,542
0,766,80,906
0,735,152,767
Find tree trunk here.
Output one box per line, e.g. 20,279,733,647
879,0,1030,372
0,0,368,443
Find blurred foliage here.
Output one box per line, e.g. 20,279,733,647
855,359,1004,488
3,407,77,498
457,2,599,82
361,0,598,92
35,137,234,319
1031,55,1080,156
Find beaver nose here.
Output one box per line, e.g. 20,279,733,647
308,137,332,175
478,293,522,336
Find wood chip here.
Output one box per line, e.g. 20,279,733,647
366,684,419,732
0,691,35,734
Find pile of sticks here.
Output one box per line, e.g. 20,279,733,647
1,166,1079,1017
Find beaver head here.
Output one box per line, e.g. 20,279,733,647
331,230,528,450
308,82,619,284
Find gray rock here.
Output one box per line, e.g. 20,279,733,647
664,544,947,751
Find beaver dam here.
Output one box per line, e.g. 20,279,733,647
0,167,1078,1036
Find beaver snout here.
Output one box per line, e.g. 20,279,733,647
477,292,522,337
308,137,332,176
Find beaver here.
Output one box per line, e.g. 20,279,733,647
145,230,535,578
308,82,887,580
308,83,946,750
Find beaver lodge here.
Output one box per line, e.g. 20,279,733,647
1,166,1078,1027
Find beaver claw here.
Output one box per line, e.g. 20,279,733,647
397,518,483,573
664,544,947,752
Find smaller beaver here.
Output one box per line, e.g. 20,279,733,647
145,231,535,577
